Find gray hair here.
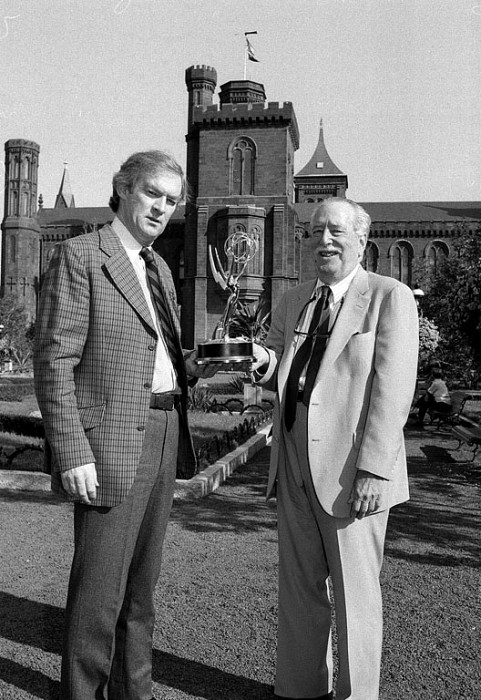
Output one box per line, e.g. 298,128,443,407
109,150,187,212
310,197,371,239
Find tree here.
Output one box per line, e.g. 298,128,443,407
0,295,35,369
417,226,481,385
418,315,440,373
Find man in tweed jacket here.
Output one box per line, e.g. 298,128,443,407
34,150,221,700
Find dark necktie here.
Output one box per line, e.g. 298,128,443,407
139,247,180,366
302,290,332,407
284,286,331,431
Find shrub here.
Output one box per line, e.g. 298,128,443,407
187,384,216,412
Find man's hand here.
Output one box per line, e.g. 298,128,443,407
61,463,99,504
252,342,270,374
348,469,387,519
184,350,235,378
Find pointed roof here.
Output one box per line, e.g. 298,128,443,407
54,163,76,208
295,119,345,178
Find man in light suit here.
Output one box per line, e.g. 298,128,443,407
252,198,419,700
34,150,222,700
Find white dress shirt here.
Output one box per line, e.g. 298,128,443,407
111,217,177,393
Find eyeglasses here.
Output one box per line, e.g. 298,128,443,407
293,295,331,340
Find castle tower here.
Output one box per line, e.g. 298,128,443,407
182,65,300,347
54,162,76,208
1,139,41,320
294,119,348,202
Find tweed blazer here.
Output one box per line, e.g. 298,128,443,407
33,224,196,507
258,268,419,517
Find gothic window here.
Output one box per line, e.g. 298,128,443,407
9,190,18,216
228,137,256,195
425,241,449,275
389,241,413,286
363,241,379,272
21,191,29,216
22,158,29,179
10,236,16,263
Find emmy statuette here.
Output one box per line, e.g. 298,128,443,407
196,231,259,366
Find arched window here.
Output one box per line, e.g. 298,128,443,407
363,241,379,272
10,236,16,263
228,137,256,195
425,241,449,276
389,241,413,286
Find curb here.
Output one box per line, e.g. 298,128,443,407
173,423,272,501
0,423,272,501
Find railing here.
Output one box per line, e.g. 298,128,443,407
195,407,273,470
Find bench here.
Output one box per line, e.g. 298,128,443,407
451,416,481,462
427,391,469,431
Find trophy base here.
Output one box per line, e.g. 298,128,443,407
196,339,254,365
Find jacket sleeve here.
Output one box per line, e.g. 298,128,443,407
253,292,289,391
355,282,419,478
33,242,96,472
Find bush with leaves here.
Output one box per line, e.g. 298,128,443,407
414,226,481,384
187,384,216,412
418,315,440,373
0,295,35,369
228,297,271,342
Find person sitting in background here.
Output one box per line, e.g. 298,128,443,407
416,367,451,425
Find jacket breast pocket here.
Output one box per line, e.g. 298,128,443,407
78,403,106,431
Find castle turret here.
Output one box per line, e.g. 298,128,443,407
182,65,301,347
1,139,41,320
185,65,217,130
54,162,76,208
294,119,348,202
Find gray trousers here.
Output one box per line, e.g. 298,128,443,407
61,408,179,700
275,402,389,700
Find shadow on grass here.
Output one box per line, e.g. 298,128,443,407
386,443,480,568
0,592,273,700
170,447,277,536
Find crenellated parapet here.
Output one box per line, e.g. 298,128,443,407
191,101,300,150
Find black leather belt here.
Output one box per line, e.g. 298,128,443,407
149,392,181,410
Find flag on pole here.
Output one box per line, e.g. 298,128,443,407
245,31,259,62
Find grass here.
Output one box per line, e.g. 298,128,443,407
0,377,271,472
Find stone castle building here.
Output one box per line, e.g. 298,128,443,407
2,64,480,340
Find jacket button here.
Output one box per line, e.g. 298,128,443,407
144,382,151,389
148,344,155,351
137,425,145,432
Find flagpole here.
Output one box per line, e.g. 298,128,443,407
244,43,247,80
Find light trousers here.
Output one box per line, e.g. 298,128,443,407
275,403,389,700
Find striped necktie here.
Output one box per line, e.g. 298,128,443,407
284,286,331,431
139,247,180,366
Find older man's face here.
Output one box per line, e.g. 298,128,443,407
309,200,367,285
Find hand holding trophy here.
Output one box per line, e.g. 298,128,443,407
196,230,259,366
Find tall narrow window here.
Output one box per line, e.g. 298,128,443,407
363,242,379,272
228,137,256,195
426,241,449,276
389,242,413,286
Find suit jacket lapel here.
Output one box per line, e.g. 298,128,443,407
99,225,156,334
320,266,371,370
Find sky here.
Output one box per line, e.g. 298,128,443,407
1,0,480,211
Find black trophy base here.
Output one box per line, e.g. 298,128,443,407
196,339,254,365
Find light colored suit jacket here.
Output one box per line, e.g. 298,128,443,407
33,224,196,507
258,268,419,517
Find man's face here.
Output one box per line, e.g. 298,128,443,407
117,169,183,246
309,200,367,285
